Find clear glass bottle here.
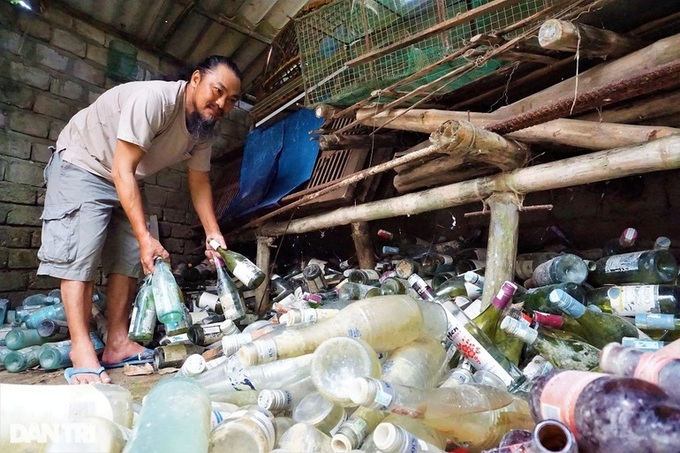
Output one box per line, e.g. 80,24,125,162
379,277,409,295
380,335,447,389
214,255,247,321
39,332,105,370
549,289,640,348
5,328,48,350
237,296,425,367
407,274,437,300
303,263,328,293
292,391,347,436
128,275,156,343
589,249,678,286
209,405,276,453
23,303,66,329
4,344,41,372
208,239,265,289
124,377,211,452
420,253,453,277
530,254,588,286
501,317,600,371
372,422,447,453
335,281,380,301
529,369,680,452
310,337,382,407
586,284,680,316
37,319,69,341
151,258,185,324
514,252,559,281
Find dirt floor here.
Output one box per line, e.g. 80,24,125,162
0,366,165,402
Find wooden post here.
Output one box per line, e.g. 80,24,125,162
538,19,642,58
254,236,273,316
480,193,520,311
351,222,375,270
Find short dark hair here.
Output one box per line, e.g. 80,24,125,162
195,55,242,82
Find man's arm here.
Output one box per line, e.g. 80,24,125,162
187,168,226,254
111,139,169,273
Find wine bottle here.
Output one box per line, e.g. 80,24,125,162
419,252,453,277
600,342,680,401
587,284,680,316
501,317,600,371
588,249,678,286
379,277,409,295
602,227,638,257
531,310,589,341
303,263,328,292
635,313,680,331
407,274,437,300
549,289,640,348
530,254,588,286
394,258,422,279
208,239,265,289
515,252,559,281
517,282,587,315
435,276,481,301
214,255,247,321
529,369,680,451
344,269,380,285
128,275,156,343
472,281,523,365
187,319,239,346
151,258,185,325
335,281,380,301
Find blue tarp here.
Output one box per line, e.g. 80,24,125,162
221,109,324,222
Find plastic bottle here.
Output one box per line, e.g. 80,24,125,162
586,284,680,316
293,391,347,436
589,249,678,286
258,376,316,414
44,416,130,453
331,405,385,451
599,342,680,401
188,319,240,346
310,337,382,407
276,422,334,453
549,289,640,348
221,322,284,357
214,255,247,321
380,335,447,389
123,378,211,452
151,258,185,325
238,296,425,367
208,239,265,289
5,328,49,350
373,422,446,453
39,333,105,370
209,406,276,453
501,317,600,371
175,353,209,378
0,383,132,451
128,275,156,343
37,319,69,341
529,369,680,451
530,254,588,286
279,308,339,326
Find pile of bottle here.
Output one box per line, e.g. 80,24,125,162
3,227,680,452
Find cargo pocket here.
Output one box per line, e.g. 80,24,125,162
37,203,81,264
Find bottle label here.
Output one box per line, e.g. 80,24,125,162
203,325,222,335
538,371,605,436
635,353,675,384
299,309,319,324
232,261,258,288
636,313,676,330
610,285,659,315
442,307,514,386
347,327,362,338
373,380,395,409
604,251,644,273
254,338,278,363
128,306,138,335
621,337,665,351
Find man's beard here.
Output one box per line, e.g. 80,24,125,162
187,110,218,141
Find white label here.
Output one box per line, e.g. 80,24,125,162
610,285,659,315
374,382,395,408
128,307,138,334
604,251,644,273
254,338,277,363
300,309,319,324
203,325,222,335
232,261,257,288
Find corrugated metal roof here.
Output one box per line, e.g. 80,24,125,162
50,0,311,95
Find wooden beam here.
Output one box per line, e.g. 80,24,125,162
318,134,396,151
351,222,375,270
355,108,680,150
578,89,680,124
538,19,642,58
345,0,527,68
234,135,680,238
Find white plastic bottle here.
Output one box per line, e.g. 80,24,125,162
381,335,447,389
209,406,276,453
293,392,347,436
257,376,316,414
373,422,447,453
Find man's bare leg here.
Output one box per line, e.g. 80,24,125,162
62,279,111,384
100,273,147,365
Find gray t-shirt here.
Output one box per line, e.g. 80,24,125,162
57,80,212,181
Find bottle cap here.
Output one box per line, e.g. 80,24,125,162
346,377,374,407
491,281,518,310
654,236,671,250
332,422,362,452
377,229,394,240
373,423,402,451
181,354,207,376
500,317,538,345
548,289,586,318
621,336,665,351
620,228,638,246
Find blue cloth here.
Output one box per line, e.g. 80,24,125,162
222,109,323,221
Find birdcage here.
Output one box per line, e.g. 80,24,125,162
295,0,561,106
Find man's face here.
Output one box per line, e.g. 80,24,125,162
187,64,241,139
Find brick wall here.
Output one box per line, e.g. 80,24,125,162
0,3,249,304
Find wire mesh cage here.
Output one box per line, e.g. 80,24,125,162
295,0,560,106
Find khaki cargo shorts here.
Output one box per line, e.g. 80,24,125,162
37,149,142,281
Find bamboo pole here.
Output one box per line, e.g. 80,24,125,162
318,133,396,151
351,222,375,270
254,236,273,316
480,193,520,311
538,19,642,58
395,163,493,193
577,89,680,124
355,108,680,150
227,135,680,240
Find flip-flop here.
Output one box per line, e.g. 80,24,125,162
101,349,154,369
64,366,107,384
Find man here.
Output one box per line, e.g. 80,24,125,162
37,55,242,384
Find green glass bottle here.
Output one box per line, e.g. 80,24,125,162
37,319,70,341
588,249,678,286
4,345,41,372
214,255,247,321
208,239,265,289
128,275,157,343
531,311,589,341
549,289,640,348
24,303,66,329
516,282,587,315
601,227,638,257
635,313,680,331
586,284,680,316
151,258,185,325
501,317,600,371
472,281,523,365
39,333,105,370
5,328,49,350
